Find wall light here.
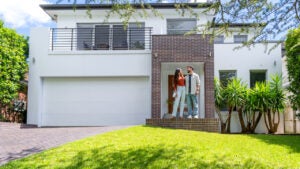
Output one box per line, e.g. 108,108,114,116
153,53,158,58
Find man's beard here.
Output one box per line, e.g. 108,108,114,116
187,70,191,73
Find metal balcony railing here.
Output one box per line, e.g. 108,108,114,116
49,27,152,51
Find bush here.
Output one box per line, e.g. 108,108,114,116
286,27,300,110
214,74,284,134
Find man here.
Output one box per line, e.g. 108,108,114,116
185,66,200,119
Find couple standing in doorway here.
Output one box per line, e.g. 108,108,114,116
172,66,200,119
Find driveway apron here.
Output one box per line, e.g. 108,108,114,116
0,122,130,165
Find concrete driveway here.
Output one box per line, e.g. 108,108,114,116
0,122,130,165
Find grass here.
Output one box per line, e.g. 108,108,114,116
1,126,300,169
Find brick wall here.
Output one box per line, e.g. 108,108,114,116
152,35,214,118
146,118,220,132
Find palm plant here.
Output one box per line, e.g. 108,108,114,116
265,74,285,134
214,74,284,134
223,78,247,133
214,78,227,133
243,83,268,133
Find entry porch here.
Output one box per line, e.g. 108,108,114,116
146,35,220,132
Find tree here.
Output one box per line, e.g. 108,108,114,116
286,26,300,111
264,74,285,134
22,36,29,59
214,78,227,133
0,21,28,108
215,75,284,134
209,0,300,44
222,78,247,133
214,78,247,133
57,0,300,45
243,86,263,134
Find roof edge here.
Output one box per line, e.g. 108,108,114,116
212,23,266,28
40,3,212,10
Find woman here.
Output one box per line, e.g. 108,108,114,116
172,68,186,118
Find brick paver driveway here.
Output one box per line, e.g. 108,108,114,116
0,122,130,165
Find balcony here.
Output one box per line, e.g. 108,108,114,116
49,27,152,51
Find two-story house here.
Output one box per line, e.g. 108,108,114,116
28,2,282,133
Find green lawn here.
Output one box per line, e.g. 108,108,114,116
1,126,300,169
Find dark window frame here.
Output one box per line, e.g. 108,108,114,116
167,18,197,35
250,70,267,88
219,70,237,87
234,35,248,43
214,35,225,44
219,70,237,111
76,22,145,50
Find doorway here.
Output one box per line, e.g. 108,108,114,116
161,63,205,118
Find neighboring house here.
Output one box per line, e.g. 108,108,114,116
28,2,282,133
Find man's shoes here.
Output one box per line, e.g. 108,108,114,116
193,115,199,119
187,115,192,119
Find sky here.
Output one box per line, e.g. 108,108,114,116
0,0,59,36
0,0,119,36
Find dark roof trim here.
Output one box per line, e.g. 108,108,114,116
212,23,266,28
40,3,212,10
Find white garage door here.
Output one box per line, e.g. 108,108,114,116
42,77,150,126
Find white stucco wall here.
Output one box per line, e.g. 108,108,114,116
214,43,282,85
28,27,152,126
47,8,214,35
39,51,151,77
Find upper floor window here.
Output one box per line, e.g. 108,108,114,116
214,35,224,44
219,70,237,87
234,35,248,43
167,19,196,35
76,23,146,50
250,70,266,88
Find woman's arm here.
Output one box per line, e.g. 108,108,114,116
173,82,177,91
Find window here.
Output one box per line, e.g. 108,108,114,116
167,19,196,35
214,35,224,44
234,35,248,43
77,24,94,50
128,23,145,50
219,70,237,110
219,70,237,87
93,24,128,50
250,70,266,88
77,23,145,50
112,25,128,50
94,25,110,50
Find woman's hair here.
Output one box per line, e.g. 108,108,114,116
174,68,181,86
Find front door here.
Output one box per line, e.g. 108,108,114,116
168,75,175,114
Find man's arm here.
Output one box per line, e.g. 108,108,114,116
196,74,200,94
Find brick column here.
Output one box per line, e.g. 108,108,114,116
152,35,214,118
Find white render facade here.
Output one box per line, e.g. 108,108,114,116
28,3,282,133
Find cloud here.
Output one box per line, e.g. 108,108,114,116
0,0,52,28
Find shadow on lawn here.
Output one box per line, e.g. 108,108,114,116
0,147,43,166
247,134,300,153
65,144,269,169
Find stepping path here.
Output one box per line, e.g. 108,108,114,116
0,122,130,165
